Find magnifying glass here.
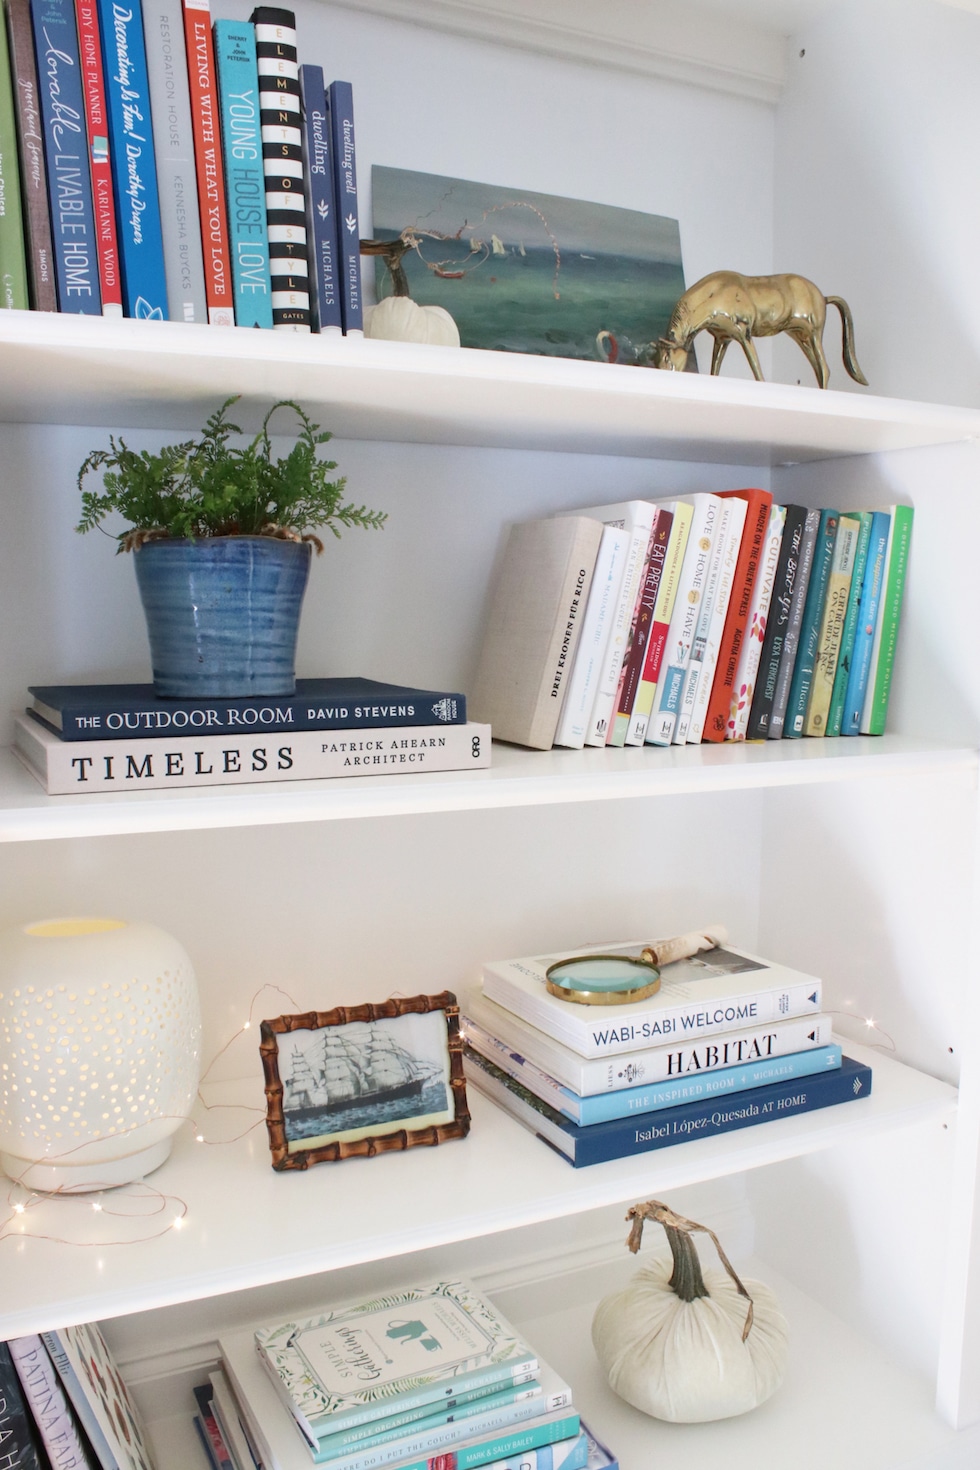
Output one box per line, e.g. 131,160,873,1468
543,927,727,1007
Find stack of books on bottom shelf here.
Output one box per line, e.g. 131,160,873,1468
213,1280,616,1470
462,941,872,1167
13,678,490,794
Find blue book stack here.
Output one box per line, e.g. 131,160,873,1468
96,0,168,318
327,78,361,334
30,0,101,313
213,17,273,328
299,63,341,333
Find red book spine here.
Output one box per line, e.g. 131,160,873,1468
701,487,774,742
182,0,234,324
74,0,122,314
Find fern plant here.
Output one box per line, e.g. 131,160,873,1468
77,397,387,551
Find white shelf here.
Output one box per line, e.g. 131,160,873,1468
1,311,978,462
0,1043,954,1341
0,736,972,843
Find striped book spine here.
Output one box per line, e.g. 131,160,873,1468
299,62,341,332
5,0,56,308
183,0,234,324
74,0,122,314
251,6,310,330
214,17,273,327
328,77,361,333
0,5,29,307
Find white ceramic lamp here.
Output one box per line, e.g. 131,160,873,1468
0,918,202,1192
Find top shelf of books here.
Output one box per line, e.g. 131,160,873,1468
3,312,979,463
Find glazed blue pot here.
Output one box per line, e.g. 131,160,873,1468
133,537,312,698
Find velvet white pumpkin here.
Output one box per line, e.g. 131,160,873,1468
591,1199,789,1423
364,296,461,346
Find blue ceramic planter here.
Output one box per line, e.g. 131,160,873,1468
133,537,312,698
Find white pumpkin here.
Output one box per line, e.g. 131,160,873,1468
591,1199,789,1423
363,296,461,347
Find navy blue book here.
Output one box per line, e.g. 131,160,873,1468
29,677,467,740
464,1049,872,1167
328,78,362,333
299,63,342,333
0,1342,46,1470
30,0,102,313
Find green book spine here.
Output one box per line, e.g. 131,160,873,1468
0,7,28,308
860,504,914,735
784,508,838,738
826,510,873,737
804,511,861,736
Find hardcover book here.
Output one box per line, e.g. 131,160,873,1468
803,512,862,736
785,508,838,737
624,500,693,744
480,942,823,1059
6,0,56,309
184,0,234,324
842,510,890,735
9,1336,95,1468
0,1342,46,1470
299,63,341,333
676,493,746,743
745,503,808,740
608,507,671,746
328,77,361,333
74,0,122,314
15,713,491,792
252,6,311,330
768,507,820,739
465,1048,872,1167
553,524,628,749
0,12,28,308
646,493,722,746
214,17,273,328
308,1380,544,1461
29,676,467,740
726,502,785,740
469,516,603,750
826,510,874,736
40,1322,155,1470
702,487,773,742
860,504,913,735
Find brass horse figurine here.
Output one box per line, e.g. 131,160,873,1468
651,271,868,389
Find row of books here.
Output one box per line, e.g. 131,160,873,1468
0,0,362,331
471,490,912,751
461,940,871,1167
12,676,493,792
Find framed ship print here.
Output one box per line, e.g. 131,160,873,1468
260,992,470,1170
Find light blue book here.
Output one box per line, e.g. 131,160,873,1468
96,0,168,318
213,18,272,328
841,510,890,735
827,510,873,736
312,1382,545,1463
784,508,838,737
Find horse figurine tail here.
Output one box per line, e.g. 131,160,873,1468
825,296,869,386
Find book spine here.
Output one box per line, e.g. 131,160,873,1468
842,511,890,735
193,1385,235,1470
860,504,914,735
768,507,820,739
213,18,272,328
6,0,56,308
208,1370,262,1470
327,77,361,333
584,512,654,747
726,503,785,740
298,63,341,333
73,0,121,314
0,7,28,307
0,1343,45,1470
313,1383,544,1459
683,496,746,745
142,0,208,322
9,1336,94,1469
745,503,808,740
803,513,861,736
31,0,102,313
313,1397,574,1470
553,526,627,749
625,500,693,744
16,716,492,792
675,495,744,744
702,487,773,742
647,493,721,746
251,6,309,330
784,508,838,737
826,510,873,736
183,0,234,323
608,509,669,746
427,1415,581,1470
40,1331,120,1470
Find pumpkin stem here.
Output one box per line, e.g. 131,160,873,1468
625,1198,756,1342
359,237,413,297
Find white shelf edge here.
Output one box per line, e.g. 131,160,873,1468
0,1042,955,1341
0,737,974,843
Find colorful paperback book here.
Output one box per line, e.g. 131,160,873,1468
768,507,820,739
675,493,746,743
803,512,861,736
74,0,122,315
0,11,29,308
553,524,628,749
185,0,234,324
28,676,467,739
40,1321,155,1470
745,504,809,741
609,508,671,746
481,942,822,1060
702,487,773,742
308,1379,543,1460
785,508,838,737
826,510,874,736
96,0,168,318
328,77,361,333
214,18,273,327
465,1023,842,1125
625,500,693,744
860,504,913,735
727,502,785,740
0,1341,46,1470
15,713,491,792
194,1383,236,1470
32,0,102,313
464,990,836,1095
9,1336,95,1468
647,492,722,746
208,1368,259,1470
6,0,56,309
842,510,890,735
465,1048,872,1167
299,63,341,333
252,6,310,330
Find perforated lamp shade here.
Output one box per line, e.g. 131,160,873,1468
0,918,201,1192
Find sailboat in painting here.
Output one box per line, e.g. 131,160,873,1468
283,1026,446,1140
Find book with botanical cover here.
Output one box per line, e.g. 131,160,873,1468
184,0,234,324
9,1336,95,1468
0,1341,46,1470
553,524,628,749
826,510,874,736
702,487,773,742
646,492,722,746
608,507,671,746
745,503,809,741
14,714,491,792
624,501,693,745
768,508,820,740
727,502,786,740
214,18,273,328
860,504,914,735
842,510,890,735
28,676,467,740
469,516,602,749
464,1048,872,1167
5,0,56,310
675,493,746,743
0,9,28,309
41,1321,155,1470
463,990,836,1095
480,942,822,1059
785,508,838,738
74,0,122,315
803,512,862,736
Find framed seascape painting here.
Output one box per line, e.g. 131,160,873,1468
369,164,691,366
260,993,470,1170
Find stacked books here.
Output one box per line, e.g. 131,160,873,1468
213,1279,611,1470
470,494,912,750
462,942,872,1166
13,676,491,793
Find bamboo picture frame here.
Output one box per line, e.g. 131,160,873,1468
260,991,470,1170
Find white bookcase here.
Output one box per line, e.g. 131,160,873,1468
2,3,980,1468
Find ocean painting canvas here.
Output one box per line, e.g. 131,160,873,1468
370,165,689,364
